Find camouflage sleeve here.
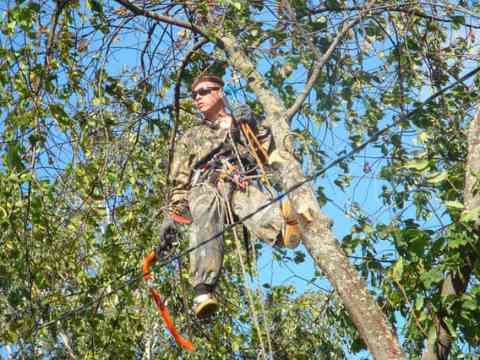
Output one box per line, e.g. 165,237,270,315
169,134,193,209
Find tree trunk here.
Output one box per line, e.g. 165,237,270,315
421,109,480,360
219,34,405,360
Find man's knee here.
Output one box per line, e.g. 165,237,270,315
189,185,221,220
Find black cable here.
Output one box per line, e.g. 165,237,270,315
157,64,480,267
32,65,480,330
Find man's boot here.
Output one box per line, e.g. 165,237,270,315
193,293,219,319
192,284,218,318
280,200,302,249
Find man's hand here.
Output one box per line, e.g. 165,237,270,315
232,104,254,126
158,218,178,252
170,202,192,224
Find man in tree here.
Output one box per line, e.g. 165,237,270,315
160,74,300,318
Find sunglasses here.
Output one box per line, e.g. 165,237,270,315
191,86,220,99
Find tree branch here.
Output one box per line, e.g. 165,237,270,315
284,0,374,122
112,0,209,37
306,4,480,29
217,29,406,360
421,109,480,360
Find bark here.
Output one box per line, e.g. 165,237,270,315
421,109,480,360
219,34,405,360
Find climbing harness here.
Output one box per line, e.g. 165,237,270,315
224,89,303,249
219,158,249,190
189,137,254,191
142,250,194,352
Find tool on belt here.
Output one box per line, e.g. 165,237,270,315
191,143,253,190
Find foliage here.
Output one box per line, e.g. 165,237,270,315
0,0,479,358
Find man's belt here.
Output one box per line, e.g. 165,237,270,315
191,155,252,190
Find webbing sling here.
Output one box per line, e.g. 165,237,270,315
142,250,194,352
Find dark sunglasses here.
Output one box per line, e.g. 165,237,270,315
191,86,220,99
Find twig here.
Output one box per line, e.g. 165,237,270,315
113,0,209,37
306,3,480,28
284,0,376,123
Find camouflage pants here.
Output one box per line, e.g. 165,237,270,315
187,181,284,290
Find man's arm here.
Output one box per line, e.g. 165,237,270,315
169,136,193,223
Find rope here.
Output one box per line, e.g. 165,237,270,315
223,189,271,360
246,226,274,359
234,122,275,356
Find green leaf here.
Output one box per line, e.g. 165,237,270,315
88,0,104,14
461,296,477,312
390,257,404,282
402,159,429,171
443,318,457,338
447,233,469,249
426,171,448,184
451,15,465,26
444,201,464,210
49,103,71,126
427,324,437,344
420,266,444,288
6,142,25,171
460,207,480,222
415,295,424,311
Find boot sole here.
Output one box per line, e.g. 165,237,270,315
195,299,219,319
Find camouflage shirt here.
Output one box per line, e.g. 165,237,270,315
169,117,272,211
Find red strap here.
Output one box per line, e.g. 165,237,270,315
149,288,194,352
142,252,194,352
143,251,157,280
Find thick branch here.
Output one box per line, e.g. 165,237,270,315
306,4,480,28
422,109,480,360
113,0,208,37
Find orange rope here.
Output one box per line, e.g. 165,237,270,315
142,251,194,352
240,123,272,188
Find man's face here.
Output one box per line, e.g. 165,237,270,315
192,80,223,115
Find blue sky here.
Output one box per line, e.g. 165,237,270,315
2,1,480,358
